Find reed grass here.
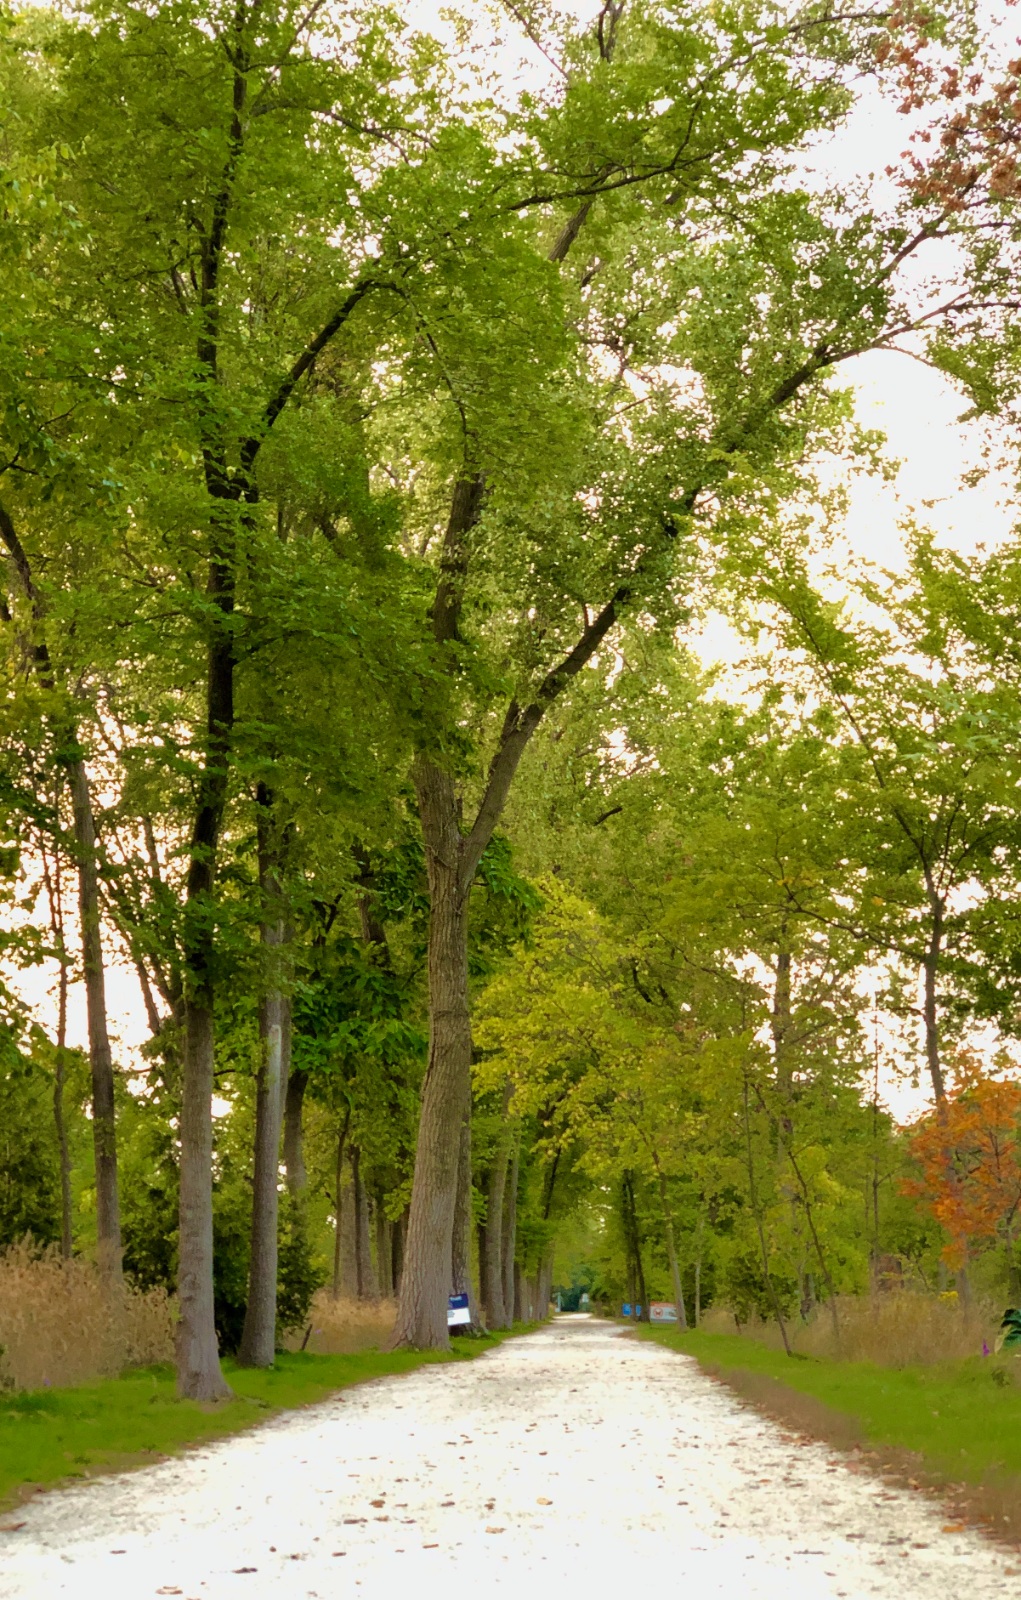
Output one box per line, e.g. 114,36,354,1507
700,1290,1001,1366
0,1241,174,1391
283,1290,397,1355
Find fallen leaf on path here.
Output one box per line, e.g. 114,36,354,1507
536,1498,552,1505
370,1499,385,1507
155,1589,182,1595
942,1524,966,1533
485,1526,505,1534
232,1568,257,1575
331,1552,346,1558
0,1524,26,1533
423,1543,439,1549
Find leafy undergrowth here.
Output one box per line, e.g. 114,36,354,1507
0,1324,535,1514
641,1326,1021,1543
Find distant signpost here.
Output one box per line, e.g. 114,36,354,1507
649,1302,678,1323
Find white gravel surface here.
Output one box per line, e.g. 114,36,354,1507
0,1314,1015,1598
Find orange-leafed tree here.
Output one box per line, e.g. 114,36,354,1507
903,1058,1021,1294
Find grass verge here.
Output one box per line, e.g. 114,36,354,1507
639,1325,1021,1546
0,1322,536,1517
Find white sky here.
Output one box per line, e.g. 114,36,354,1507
10,0,1021,1124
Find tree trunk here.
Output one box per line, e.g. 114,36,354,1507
742,1077,792,1357
43,834,73,1260
485,1138,510,1330
237,983,283,1365
331,1112,350,1299
278,993,292,1122
391,1208,406,1298
390,763,471,1349
502,1141,519,1327
68,757,121,1281
176,550,237,1401
451,1103,484,1330
238,790,287,1368
376,1203,393,1298
352,1146,376,1299
477,1221,489,1326
922,909,946,1104
513,1262,524,1323
283,1068,309,1195
177,1001,230,1398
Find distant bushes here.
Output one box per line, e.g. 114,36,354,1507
0,1240,174,1390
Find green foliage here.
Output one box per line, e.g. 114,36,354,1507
0,1049,60,1248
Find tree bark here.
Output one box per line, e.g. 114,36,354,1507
331,1114,350,1299
502,1140,519,1327
283,1068,309,1195
390,761,472,1349
42,832,73,1260
176,537,237,1401
482,1082,514,1330
742,1076,792,1357
351,1146,376,1299
238,788,287,1368
391,1208,406,1297
67,758,122,1281
177,1002,231,1397
485,1142,510,1329
375,1201,393,1298
513,1261,524,1323
451,1102,484,1330
922,935,946,1103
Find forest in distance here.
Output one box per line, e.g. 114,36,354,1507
5,0,1021,1401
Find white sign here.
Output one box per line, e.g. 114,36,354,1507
649,1302,678,1323
448,1293,471,1327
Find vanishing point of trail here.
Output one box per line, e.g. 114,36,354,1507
0,1317,1013,1598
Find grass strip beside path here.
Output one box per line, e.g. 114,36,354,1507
639,1326,1021,1543
0,1325,534,1515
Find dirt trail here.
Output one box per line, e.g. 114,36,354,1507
0,1315,1014,1597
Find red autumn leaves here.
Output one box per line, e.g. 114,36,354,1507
904,1062,1021,1270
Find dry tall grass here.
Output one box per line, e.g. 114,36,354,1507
283,1290,396,1355
701,1290,1001,1366
0,1240,174,1391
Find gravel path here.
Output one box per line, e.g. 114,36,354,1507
0,1315,1015,1598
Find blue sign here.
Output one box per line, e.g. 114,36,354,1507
621,1303,642,1318
448,1293,471,1328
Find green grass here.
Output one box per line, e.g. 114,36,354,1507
640,1325,1021,1485
0,1324,535,1513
